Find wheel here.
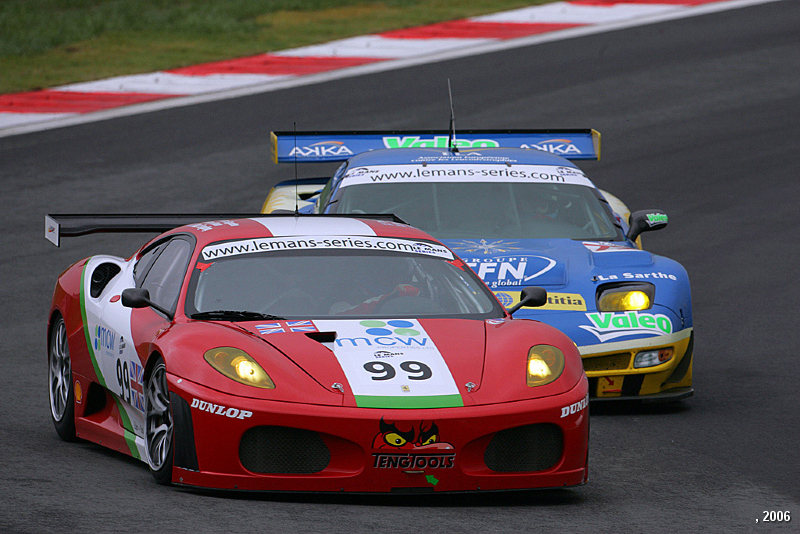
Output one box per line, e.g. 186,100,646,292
49,315,76,441
144,358,174,484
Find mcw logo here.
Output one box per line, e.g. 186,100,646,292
336,320,429,348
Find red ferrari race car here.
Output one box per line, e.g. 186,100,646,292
45,214,588,492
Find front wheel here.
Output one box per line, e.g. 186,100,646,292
145,358,174,484
49,315,76,441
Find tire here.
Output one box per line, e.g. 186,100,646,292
49,315,76,441
144,357,174,484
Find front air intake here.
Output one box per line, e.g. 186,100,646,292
239,426,330,474
484,423,563,472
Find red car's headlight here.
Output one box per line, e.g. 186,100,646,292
526,345,565,387
204,347,275,389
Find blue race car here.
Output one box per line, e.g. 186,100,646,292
263,130,693,401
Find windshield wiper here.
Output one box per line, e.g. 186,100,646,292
190,310,285,321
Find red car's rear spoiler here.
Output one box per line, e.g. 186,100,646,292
44,213,405,247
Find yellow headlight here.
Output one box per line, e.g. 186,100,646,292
204,347,275,389
527,345,565,387
598,289,651,311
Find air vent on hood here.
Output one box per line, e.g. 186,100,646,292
305,331,337,344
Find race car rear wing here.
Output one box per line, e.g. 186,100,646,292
45,213,406,247
270,129,601,163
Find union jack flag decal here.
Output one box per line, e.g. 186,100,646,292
256,320,318,335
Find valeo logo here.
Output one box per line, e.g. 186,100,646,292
360,320,420,337
646,213,668,225
382,136,499,149
579,312,672,342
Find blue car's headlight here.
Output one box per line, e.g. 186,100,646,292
597,283,655,311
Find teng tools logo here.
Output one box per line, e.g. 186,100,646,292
372,418,455,470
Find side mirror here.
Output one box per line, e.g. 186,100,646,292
121,288,173,319
507,286,548,316
627,209,668,243
121,287,151,308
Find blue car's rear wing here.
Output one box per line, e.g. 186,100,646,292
270,129,601,163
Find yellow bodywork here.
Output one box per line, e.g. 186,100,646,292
261,183,323,213
580,328,693,399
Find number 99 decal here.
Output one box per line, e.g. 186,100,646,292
116,359,131,403
363,360,433,381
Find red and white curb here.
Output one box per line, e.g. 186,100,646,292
0,0,780,137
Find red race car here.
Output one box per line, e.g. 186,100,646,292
45,214,588,492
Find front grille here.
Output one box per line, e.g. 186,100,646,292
484,424,563,472
239,426,330,474
583,352,631,372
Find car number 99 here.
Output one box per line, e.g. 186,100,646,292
363,360,432,381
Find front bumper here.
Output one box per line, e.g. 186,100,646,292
167,374,589,493
579,328,693,401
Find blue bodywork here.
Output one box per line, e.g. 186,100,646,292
446,237,692,349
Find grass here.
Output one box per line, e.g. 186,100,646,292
0,0,552,94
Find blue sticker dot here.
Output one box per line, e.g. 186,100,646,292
387,320,414,328
366,328,393,336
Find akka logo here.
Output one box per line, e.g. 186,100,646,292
579,312,673,342
371,418,455,474
521,138,583,155
289,141,353,157
383,136,499,149
337,320,428,348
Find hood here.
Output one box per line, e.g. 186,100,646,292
444,238,692,348
241,318,487,409
444,238,654,291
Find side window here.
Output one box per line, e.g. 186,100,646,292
140,239,192,314
319,162,347,212
133,244,163,287
317,178,334,212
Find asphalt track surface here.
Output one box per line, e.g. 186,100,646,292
1,2,798,532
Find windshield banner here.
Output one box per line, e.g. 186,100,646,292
340,164,596,188
201,236,454,261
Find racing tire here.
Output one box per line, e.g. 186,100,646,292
144,357,174,485
49,315,76,441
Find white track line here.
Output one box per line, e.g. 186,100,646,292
0,0,782,139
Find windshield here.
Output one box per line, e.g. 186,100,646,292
333,179,622,241
186,247,502,320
